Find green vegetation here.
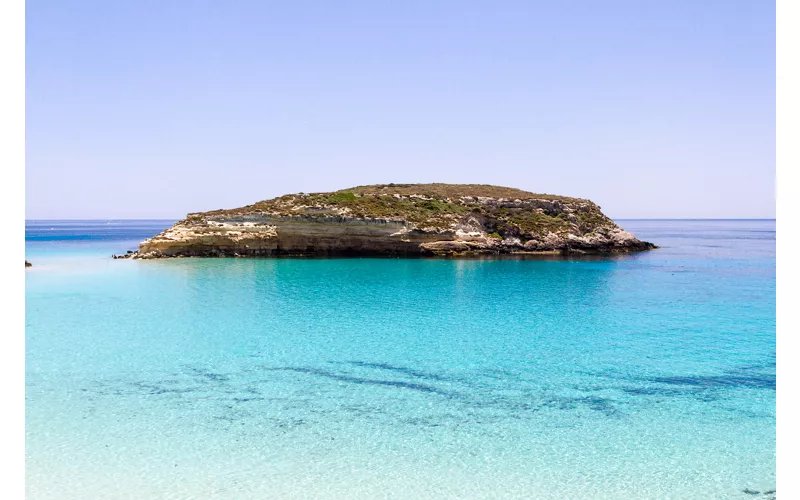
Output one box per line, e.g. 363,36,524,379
340,183,582,202
574,209,612,232
507,212,571,236
200,183,615,239
326,191,358,203
312,193,469,228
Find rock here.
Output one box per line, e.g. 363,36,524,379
122,183,657,259
25,260,32,268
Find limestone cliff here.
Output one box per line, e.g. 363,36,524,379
125,184,656,258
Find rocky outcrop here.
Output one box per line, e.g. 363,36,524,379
121,183,656,259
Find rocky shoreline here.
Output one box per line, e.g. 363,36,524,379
117,184,657,259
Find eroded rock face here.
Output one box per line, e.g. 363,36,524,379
125,184,657,258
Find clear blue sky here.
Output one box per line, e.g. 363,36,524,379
26,0,775,219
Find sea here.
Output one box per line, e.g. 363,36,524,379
25,219,776,499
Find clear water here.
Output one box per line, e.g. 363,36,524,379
26,220,776,499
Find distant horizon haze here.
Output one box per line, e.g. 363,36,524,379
26,0,775,219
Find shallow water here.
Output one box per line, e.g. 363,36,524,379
26,219,776,499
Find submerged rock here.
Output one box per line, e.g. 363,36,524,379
124,183,657,259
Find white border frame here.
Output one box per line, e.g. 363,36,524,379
0,0,25,499
776,0,794,496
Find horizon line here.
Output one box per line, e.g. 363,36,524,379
24,217,777,221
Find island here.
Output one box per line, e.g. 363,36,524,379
121,184,656,259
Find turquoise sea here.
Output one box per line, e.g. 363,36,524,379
25,220,776,499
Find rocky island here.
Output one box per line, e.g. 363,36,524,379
123,184,656,259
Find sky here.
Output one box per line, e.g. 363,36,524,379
25,0,775,219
